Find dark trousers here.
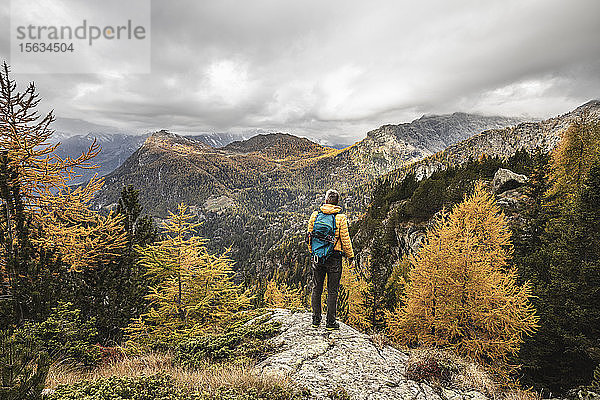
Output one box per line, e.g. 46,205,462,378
311,251,342,325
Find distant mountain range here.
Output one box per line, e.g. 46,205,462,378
83,102,600,279
90,112,524,216
52,129,251,184
377,100,600,189
342,113,524,176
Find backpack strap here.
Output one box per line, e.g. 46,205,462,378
332,212,338,247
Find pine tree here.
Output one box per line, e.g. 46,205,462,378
0,329,49,400
387,182,538,370
126,204,252,349
516,120,600,393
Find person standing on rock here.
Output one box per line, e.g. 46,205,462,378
307,189,355,330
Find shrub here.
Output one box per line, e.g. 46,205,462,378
0,329,50,400
26,302,101,366
328,387,351,400
175,313,281,367
45,373,187,400
45,373,310,400
404,348,498,397
405,355,453,384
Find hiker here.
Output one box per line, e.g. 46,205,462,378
307,189,354,330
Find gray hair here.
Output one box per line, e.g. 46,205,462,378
325,189,339,205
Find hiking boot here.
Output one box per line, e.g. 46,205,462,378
311,316,321,328
325,321,340,331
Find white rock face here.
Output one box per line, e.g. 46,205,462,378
492,168,528,193
258,309,490,400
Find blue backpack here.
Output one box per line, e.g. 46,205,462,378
309,211,337,265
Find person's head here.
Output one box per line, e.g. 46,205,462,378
325,189,339,205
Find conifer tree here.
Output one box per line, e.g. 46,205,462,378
546,113,600,207
338,257,369,330
0,63,127,323
263,276,303,309
126,204,252,349
517,121,600,392
0,329,49,400
387,182,538,369
72,185,159,341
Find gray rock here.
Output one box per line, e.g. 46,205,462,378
258,309,490,400
492,168,528,193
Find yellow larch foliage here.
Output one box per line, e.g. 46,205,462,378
126,204,252,349
339,257,369,331
546,114,600,207
387,182,538,368
0,62,126,275
263,277,303,309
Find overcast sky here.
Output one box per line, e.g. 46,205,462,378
1,0,599,144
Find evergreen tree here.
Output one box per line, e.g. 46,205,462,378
0,152,35,323
516,119,600,393
0,329,49,400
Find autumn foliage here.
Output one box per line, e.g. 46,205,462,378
263,277,303,309
387,182,538,368
0,62,126,323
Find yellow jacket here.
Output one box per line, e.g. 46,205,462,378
308,204,354,259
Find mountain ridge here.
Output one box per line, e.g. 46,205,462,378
339,113,524,177
222,132,333,159
375,99,600,191
92,111,522,216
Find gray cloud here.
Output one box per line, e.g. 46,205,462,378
1,0,599,144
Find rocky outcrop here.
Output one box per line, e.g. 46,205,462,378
492,168,528,193
342,113,522,177
258,309,490,400
378,100,600,192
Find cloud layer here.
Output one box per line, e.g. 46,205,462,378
1,0,599,144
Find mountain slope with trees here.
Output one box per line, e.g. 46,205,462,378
349,106,600,395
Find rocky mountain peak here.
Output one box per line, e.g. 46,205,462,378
150,129,174,137
343,113,522,178
573,99,600,114
258,309,491,400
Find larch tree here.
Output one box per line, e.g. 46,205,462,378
0,62,126,323
387,182,538,370
338,257,369,331
545,112,600,207
126,204,252,350
263,273,303,309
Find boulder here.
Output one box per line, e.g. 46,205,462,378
258,309,491,400
492,168,528,193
